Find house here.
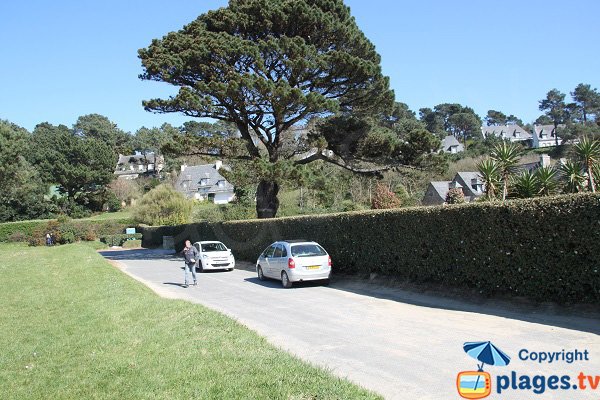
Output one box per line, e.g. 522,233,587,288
175,161,235,204
421,172,484,206
115,153,164,180
452,172,485,201
519,154,553,172
532,124,564,148
481,125,532,146
441,135,464,154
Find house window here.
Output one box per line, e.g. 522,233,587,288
217,180,225,188
138,165,144,171
200,178,210,186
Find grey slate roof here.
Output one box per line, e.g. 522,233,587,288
533,124,564,138
441,135,464,152
176,164,234,197
481,125,532,140
117,153,159,166
453,172,484,198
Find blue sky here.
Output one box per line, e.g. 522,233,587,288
1,0,598,133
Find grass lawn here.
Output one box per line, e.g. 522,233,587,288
0,243,380,400
83,210,133,221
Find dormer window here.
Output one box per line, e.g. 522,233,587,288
217,180,225,188
200,178,210,186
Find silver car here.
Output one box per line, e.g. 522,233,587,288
256,240,331,288
193,241,235,272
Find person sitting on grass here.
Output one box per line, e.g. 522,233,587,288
182,240,198,288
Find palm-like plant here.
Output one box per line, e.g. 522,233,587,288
573,136,600,192
491,142,523,201
512,171,539,198
477,158,501,200
559,161,586,193
534,166,559,196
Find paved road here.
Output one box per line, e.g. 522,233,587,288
100,249,600,400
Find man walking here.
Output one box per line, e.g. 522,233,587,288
182,240,198,288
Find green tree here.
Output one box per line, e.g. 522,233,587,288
139,1,406,218
133,184,192,225
74,114,133,155
533,166,559,196
485,110,507,126
571,83,600,123
490,142,523,201
512,171,539,199
476,158,501,200
559,160,586,193
539,89,567,146
572,136,600,192
30,123,116,207
0,121,55,221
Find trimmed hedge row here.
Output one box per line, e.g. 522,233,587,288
0,218,135,244
100,233,143,247
139,194,600,304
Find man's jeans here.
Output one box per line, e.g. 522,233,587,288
184,262,197,285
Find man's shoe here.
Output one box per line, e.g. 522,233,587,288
193,281,197,286
183,283,189,288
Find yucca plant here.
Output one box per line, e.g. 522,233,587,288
573,136,600,192
477,158,501,200
512,171,539,198
559,160,586,193
491,142,523,200
534,166,559,196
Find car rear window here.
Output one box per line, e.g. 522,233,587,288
201,242,227,252
290,244,327,257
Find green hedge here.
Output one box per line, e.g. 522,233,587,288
0,218,136,245
139,194,600,304
100,233,143,247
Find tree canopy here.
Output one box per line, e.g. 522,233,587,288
139,0,442,218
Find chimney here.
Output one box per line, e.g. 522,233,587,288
540,154,551,168
215,160,223,170
181,164,187,172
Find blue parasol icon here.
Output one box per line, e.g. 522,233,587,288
463,341,511,371
463,341,511,394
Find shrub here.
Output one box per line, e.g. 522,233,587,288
445,188,465,204
123,239,142,249
139,193,600,304
0,218,132,245
100,233,143,247
133,184,192,226
371,183,401,209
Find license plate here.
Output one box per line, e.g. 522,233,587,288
306,265,320,270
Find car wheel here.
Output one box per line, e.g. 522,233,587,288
227,268,234,272
281,271,292,288
322,279,330,286
197,263,204,273
257,266,265,281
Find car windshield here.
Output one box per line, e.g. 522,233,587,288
201,242,227,252
291,244,327,257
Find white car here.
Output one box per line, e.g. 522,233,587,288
193,241,235,272
256,240,331,288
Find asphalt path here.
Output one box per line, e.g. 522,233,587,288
99,249,600,400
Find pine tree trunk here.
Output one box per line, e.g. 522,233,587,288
256,180,280,219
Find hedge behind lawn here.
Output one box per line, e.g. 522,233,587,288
140,194,600,304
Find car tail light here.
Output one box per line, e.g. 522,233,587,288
328,256,332,267
288,258,296,269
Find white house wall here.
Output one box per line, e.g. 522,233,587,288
214,191,235,204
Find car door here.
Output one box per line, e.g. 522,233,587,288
271,244,284,278
261,244,277,277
